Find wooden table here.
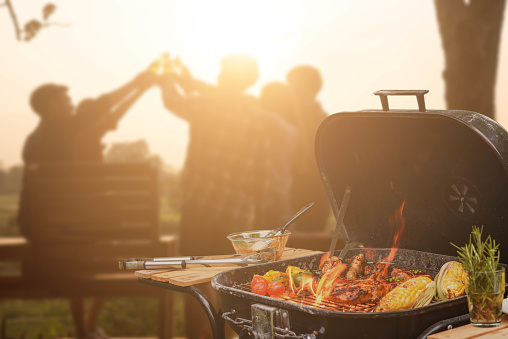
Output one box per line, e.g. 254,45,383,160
134,247,322,287
428,314,508,338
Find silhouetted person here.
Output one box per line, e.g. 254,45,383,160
161,54,293,256
18,70,155,339
73,73,155,162
286,65,331,232
260,81,303,130
160,54,294,339
259,81,303,224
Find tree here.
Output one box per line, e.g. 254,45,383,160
0,168,6,193
104,139,163,166
2,1,65,41
3,165,23,194
435,0,506,120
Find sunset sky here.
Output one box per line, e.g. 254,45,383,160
2,0,508,170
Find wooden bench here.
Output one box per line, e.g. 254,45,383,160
0,163,178,338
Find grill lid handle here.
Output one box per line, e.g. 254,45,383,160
374,90,429,112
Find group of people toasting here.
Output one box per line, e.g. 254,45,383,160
21,53,330,339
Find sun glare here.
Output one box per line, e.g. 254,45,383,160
174,1,302,67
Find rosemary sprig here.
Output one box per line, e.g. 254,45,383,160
451,225,501,293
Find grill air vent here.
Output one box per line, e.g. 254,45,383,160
445,177,481,221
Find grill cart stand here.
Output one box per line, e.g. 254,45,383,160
133,248,321,339
138,278,226,339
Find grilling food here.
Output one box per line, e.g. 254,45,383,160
345,253,367,279
261,270,284,283
321,256,342,275
250,251,441,312
376,276,436,312
267,281,285,296
364,262,390,280
329,279,393,304
251,275,268,295
434,261,467,301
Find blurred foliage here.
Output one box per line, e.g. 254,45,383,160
0,165,23,194
3,1,61,42
0,296,186,338
105,139,162,166
0,299,73,339
42,3,56,21
23,19,42,42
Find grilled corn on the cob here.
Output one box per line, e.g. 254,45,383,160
376,276,435,312
435,261,467,301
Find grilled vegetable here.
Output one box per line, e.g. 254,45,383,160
251,275,267,289
291,271,313,288
263,270,284,283
267,281,285,296
271,274,288,286
435,261,467,301
286,265,306,275
376,276,436,312
251,276,268,295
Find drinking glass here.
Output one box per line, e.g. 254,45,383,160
465,267,505,327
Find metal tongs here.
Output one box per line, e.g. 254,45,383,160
119,247,276,270
328,186,363,260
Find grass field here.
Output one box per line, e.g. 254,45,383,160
0,194,185,339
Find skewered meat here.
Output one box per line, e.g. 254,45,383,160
321,256,343,275
365,262,391,280
345,253,366,279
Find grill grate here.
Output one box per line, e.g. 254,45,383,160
234,282,377,313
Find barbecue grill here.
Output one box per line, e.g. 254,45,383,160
211,90,508,338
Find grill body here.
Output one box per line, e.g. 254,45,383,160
213,248,508,338
213,93,508,338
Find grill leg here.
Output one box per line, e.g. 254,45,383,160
138,278,225,339
184,286,225,339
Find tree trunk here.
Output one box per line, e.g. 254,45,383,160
435,0,506,120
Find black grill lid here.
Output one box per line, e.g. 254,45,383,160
315,90,508,262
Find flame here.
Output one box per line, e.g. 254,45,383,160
297,274,316,295
287,266,296,294
379,200,406,277
315,262,347,300
319,251,331,269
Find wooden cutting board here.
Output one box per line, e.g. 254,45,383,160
134,248,321,287
428,314,508,338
